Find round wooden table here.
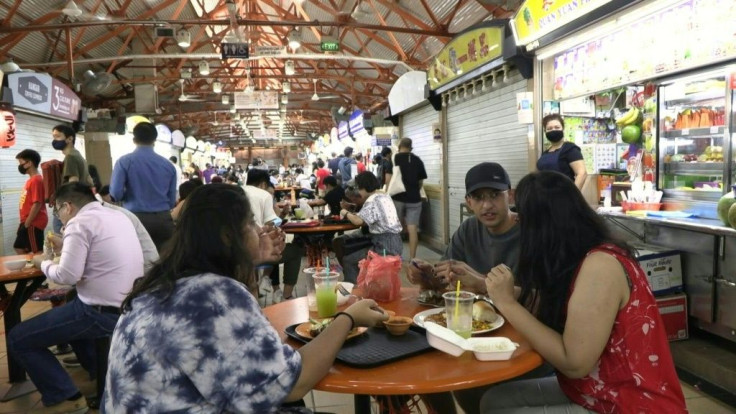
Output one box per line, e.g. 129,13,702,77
282,221,359,267
263,287,543,413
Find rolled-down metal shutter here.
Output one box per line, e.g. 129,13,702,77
0,112,65,254
446,69,529,234
400,103,442,245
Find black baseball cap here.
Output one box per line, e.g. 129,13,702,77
465,162,511,194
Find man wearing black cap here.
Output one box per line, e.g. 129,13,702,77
407,162,520,414
408,161,519,294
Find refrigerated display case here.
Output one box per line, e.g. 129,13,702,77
658,69,730,205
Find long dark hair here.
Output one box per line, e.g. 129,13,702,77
514,171,631,333
122,184,255,311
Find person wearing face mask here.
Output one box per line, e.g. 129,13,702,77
11,182,144,414
13,149,48,255
536,114,587,190
51,124,92,233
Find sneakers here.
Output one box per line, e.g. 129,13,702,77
51,344,73,356
272,289,284,303
30,396,87,413
62,356,80,367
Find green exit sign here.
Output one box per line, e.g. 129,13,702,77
320,41,340,52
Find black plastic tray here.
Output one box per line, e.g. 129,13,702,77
285,324,431,368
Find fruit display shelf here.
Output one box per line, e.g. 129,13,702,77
664,161,724,176
661,126,726,138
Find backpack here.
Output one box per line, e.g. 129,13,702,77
40,159,64,206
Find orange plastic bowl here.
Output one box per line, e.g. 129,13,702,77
383,316,412,336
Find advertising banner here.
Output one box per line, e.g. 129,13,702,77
337,121,350,141
233,91,279,109
348,109,365,136
7,73,80,121
511,0,613,46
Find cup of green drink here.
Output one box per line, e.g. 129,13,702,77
442,290,474,339
313,272,340,318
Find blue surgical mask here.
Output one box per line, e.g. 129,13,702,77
52,140,67,150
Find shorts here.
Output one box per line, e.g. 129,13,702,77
393,201,422,226
13,223,44,253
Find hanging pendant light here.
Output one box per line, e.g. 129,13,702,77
62,1,83,17
176,30,191,48
282,81,291,93
198,60,210,76
212,81,222,93
285,60,295,76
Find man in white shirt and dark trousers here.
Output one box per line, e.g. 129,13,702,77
244,169,304,302
10,182,144,413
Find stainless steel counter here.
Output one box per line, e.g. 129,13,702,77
599,211,736,237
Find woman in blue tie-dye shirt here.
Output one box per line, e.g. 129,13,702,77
104,184,387,413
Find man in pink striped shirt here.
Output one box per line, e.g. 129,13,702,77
10,182,143,413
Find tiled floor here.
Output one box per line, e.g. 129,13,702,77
1,241,734,413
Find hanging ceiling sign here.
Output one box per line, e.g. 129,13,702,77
320,40,340,52
428,24,504,90
197,140,207,152
155,123,172,143
254,45,286,56
171,129,185,148
233,91,279,109
0,106,17,148
337,121,350,141
221,42,250,59
511,0,613,47
7,72,81,121
348,109,365,136
253,129,277,139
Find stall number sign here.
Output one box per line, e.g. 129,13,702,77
7,72,80,121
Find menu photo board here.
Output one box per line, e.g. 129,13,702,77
7,72,81,121
428,23,504,90
553,0,736,100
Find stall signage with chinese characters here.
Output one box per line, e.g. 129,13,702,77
348,109,365,136
511,0,613,46
553,0,736,100
0,107,17,148
427,25,504,90
321,40,340,52
7,73,81,121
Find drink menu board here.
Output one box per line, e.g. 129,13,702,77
554,0,736,100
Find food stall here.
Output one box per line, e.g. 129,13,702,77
518,0,736,346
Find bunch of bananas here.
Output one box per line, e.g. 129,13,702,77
616,107,641,127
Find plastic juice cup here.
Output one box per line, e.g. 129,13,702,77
442,291,475,339
294,208,305,219
313,272,339,318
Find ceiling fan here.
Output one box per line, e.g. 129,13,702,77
81,70,114,96
178,79,204,102
311,79,341,101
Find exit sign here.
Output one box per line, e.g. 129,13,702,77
320,41,340,52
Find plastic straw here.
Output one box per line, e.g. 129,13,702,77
383,249,386,257
325,257,330,274
454,281,461,319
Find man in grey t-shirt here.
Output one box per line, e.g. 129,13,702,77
408,161,519,294
407,162,521,414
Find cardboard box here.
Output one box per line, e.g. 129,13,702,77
656,293,688,341
634,245,683,296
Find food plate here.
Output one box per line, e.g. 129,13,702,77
294,322,368,340
413,308,504,335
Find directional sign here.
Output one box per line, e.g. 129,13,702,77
254,45,285,56
221,42,250,59
320,41,340,52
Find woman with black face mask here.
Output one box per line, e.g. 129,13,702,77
536,114,587,190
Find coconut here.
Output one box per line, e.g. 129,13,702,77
717,187,736,226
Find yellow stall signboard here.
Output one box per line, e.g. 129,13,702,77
512,0,613,47
427,26,503,90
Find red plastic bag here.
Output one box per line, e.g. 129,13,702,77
357,251,402,302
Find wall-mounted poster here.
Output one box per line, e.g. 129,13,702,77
543,100,560,116
432,122,442,141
